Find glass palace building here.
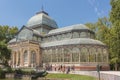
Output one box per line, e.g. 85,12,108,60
8,10,109,71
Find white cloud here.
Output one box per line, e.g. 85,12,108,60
88,0,104,17
94,7,101,17
88,0,96,6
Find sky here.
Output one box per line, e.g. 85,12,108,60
0,0,111,29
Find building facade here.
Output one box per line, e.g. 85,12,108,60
8,10,109,70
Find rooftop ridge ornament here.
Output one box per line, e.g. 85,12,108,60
36,5,48,15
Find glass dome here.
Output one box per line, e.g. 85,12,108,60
26,11,58,28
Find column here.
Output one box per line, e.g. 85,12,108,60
62,48,64,63
16,52,18,66
71,50,72,63
17,51,20,66
20,50,24,67
28,48,31,67
56,49,58,62
79,52,80,63
87,53,89,62
36,49,40,67
14,52,17,67
50,50,52,63
39,49,42,66
12,52,15,68
96,51,98,62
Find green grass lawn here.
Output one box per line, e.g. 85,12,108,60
45,73,97,80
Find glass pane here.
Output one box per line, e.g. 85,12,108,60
80,32,86,38
72,48,79,62
80,47,88,62
73,32,79,38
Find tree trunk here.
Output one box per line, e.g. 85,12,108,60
115,63,118,71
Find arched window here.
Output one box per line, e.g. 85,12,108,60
97,48,102,62
103,49,108,62
31,51,36,64
64,48,71,62
43,50,49,63
80,47,88,62
57,35,62,40
58,48,63,62
61,34,65,39
87,32,91,38
72,47,80,62
49,49,53,62
72,32,79,38
80,32,87,38
65,33,71,39
89,47,96,62
52,49,56,62
23,50,28,65
42,50,46,63
47,49,52,62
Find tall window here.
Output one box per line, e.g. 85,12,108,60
97,48,102,62
58,49,63,62
43,50,49,63
72,32,79,38
103,49,107,62
89,47,96,62
64,48,71,62
72,47,79,62
80,32,87,38
52,49,56,62
24,50,28,65
47,49,52,62
42,50,46,63
80,47,88,62
31,51,36,64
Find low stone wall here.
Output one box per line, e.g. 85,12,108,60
72,71,120,80
5,73,14,78
6,73,32,80
100,73,120,80
22,75,32,80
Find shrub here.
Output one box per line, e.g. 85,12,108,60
0,68,5,79
6,67,13,73
31,71,48,79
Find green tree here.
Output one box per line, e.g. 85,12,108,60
85,0,120,71
85,17,111,42
0,25,18,67
109,0,120,70
0,41,11,66
0,25,18,43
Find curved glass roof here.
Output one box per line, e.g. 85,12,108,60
8,38,17,43
41,38,105,48
26,12,58,28
48,24,92,35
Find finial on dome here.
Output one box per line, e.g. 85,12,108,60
36,5,48,15
41,5,44,11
